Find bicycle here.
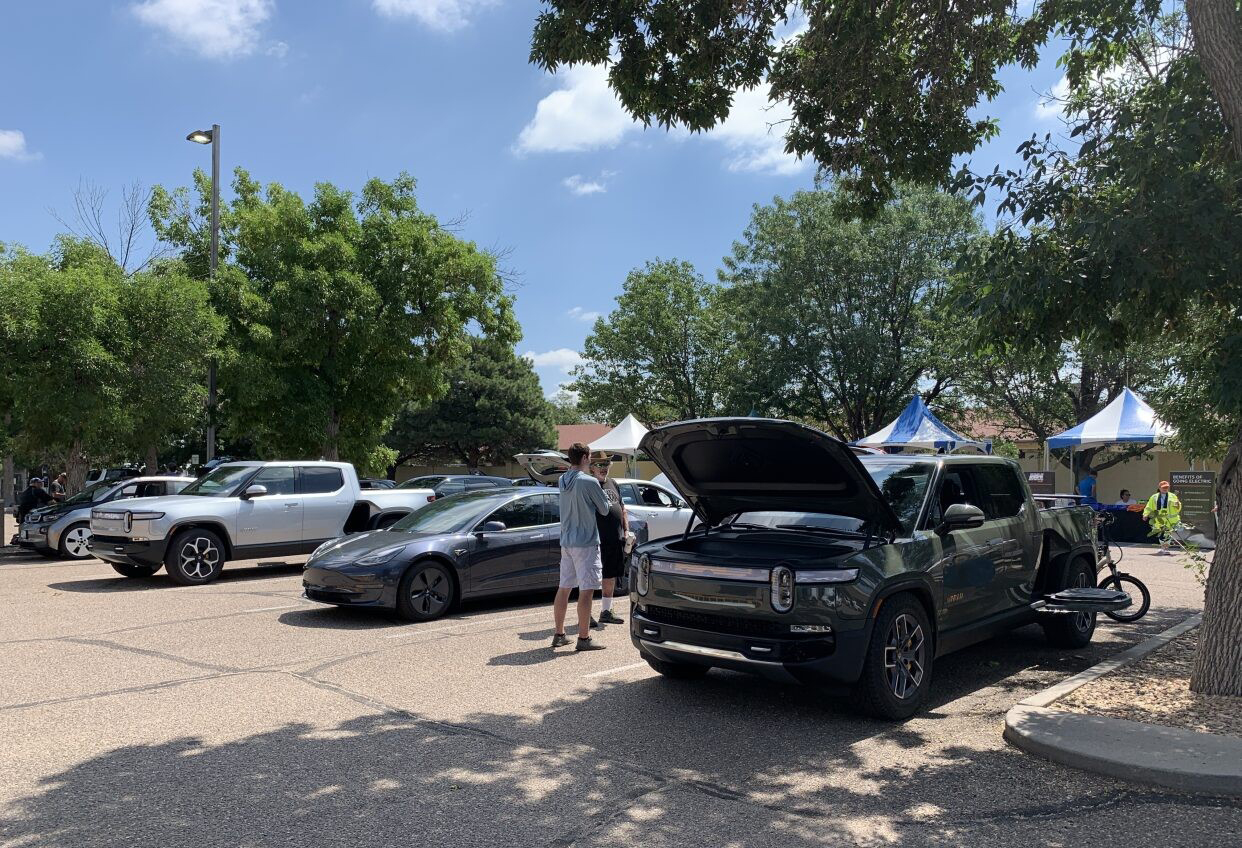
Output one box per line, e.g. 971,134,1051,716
1092,511,1151,622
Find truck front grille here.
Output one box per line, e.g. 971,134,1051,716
642,604,790,638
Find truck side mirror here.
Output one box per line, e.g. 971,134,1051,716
241,484,268,500
937,503,986,534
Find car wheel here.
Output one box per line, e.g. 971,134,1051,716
395,561,456,622
111,563,162,578
58,522,93,559
854,593,934,720
165,529,226,585
1042,557,1098,648
642,654,710,679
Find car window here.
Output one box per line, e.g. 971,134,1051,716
181,465,257,497
398,476,445,490
542,494,560,524
301,467,345,495
617,482,639,505
252,467,297,496
438,481,466,497
926,467,984,528
974,464,1026,519
482,496,546,530
464,479,499,491
637,484,675,507
130,482,164,499
168,480,191,494
116,484,140,500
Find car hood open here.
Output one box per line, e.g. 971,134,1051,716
639,418,902,532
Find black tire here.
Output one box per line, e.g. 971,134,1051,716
854,593,934,720
111,562,161,578
1099,573,1151,622
642,654,710,679
1042,557,1098,648
58,522,94,559
395,560,457,622
164,528,226,585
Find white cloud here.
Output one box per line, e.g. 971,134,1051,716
515,64,636,154
562,170,617,196
0,130,40,162
372,0,498,32
265,40,289,59
130,0,274,59
523,348,584,372
567,307,600,323
515,65,805,175
1035,75,1071,121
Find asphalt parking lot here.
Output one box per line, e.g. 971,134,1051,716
0,535,1237,848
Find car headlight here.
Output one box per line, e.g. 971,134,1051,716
770,565,794,613
356,545,407,567
637,554,651,596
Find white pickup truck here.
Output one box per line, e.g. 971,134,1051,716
89,461,435,584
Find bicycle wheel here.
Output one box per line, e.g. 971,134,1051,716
1099,573,1150,622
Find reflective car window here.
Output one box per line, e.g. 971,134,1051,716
252,467,297,496
389,491,502,534
181,465,257,497
398,475,445,490
638,485,675,507
301,467,345,494
542,494,560,524
484,496,545,530
618,483,639,505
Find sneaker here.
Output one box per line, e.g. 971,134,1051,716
598,609,625,625
551,633,570,648
590,617,601,630
576,638,606,652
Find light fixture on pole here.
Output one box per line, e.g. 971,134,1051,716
186,124,220,463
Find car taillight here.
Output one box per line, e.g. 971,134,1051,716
770,566,793,613
427,495,436,502
637,554,651,596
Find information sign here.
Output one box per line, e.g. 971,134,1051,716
1169,471,1216,540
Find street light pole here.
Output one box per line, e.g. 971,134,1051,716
187,124,221,463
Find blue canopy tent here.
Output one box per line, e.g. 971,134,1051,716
855,396,991,454
1043,387,1176,472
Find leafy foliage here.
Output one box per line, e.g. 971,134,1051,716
388,338,556,468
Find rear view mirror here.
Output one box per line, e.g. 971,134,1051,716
938,503,986,534
477,521,506,533
241,484,268,500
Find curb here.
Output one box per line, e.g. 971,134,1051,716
1004,614,1242,797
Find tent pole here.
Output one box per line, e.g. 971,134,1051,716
1043,442,1049,472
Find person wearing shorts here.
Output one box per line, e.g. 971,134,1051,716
552,442,610,651
590,451,628,625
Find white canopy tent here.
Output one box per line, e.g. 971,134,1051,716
589,413,649,456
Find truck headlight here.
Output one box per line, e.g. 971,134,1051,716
637,554,651,596
128,512,165,521
771,566,794,613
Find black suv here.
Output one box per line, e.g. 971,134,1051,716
397,474,513,499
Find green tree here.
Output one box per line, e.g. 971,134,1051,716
548,388,588,425
959,14,1242,694
720,185,981,440
152,171,518,465
573,260,733,423
0,244,42,504
530,0,1242,198
388,339,556,469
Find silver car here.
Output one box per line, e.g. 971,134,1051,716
17,476,192,559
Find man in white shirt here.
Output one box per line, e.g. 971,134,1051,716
1115,489,1135,506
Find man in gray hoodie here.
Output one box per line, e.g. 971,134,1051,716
552,442,610,650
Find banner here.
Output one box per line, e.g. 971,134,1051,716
1025,470,1058,497
1169,471,1216,540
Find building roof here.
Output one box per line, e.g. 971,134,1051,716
557,423,612,451
955,411,1037,443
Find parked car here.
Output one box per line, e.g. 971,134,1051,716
303,487,648,621
629,418,1127,719
360,478,396,490
17,476,192,560
85,467,142,486
88,461,436,584
396,474,513,498
515,453,694,540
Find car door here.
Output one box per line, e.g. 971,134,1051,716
625,481,692,540
533,494,563,588
235,466,303,550
298,466,350,545
464,495,552,593
973,463,1039,611
927,466,1002,631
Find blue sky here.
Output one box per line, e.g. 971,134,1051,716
1,1,1071,396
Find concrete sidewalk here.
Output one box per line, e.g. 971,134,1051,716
1004,614,1242,796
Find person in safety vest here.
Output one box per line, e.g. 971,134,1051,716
1142,480,1182,553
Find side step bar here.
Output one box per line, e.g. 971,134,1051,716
1037,587,1132,615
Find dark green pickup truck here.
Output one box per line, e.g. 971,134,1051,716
630,418,1129,719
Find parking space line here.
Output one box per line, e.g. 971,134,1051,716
583,660,649,678
241,603,304,613
382,609,548,639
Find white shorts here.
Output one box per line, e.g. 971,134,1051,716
559,545,602,590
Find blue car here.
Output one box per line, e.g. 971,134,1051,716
303,487,646,621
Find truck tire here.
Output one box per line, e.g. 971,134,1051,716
395,561,457,622
58,522,94,559
1041,556,1098,648
111,563,162,578
854,593,934,720
642,653,710,679
165,528,226,585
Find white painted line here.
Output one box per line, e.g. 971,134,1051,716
583,660,649,679
383,609,548,639
242,604,302,613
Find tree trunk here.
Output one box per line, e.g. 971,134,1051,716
146,444,159,474
2,454,13,508
64,439,88,495
1187,0,1242,159
1190,432,1242,695
321,409,340,462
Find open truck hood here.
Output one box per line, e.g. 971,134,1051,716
638,418,902,532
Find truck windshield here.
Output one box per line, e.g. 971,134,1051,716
180,465,256,497
398,476,445,490
388,491,503,534
737,461,934,535
63,482,112,506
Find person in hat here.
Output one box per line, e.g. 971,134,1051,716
589,451,628,625
1142,480,1182,553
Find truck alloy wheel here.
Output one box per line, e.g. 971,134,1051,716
855,594,934,720
165,529,226,585
884,613,926,700
59,523,93,559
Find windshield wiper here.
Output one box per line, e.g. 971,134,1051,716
775,524,870,539
724,522,782,531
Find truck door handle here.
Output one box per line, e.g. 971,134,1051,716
285,502,299,508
